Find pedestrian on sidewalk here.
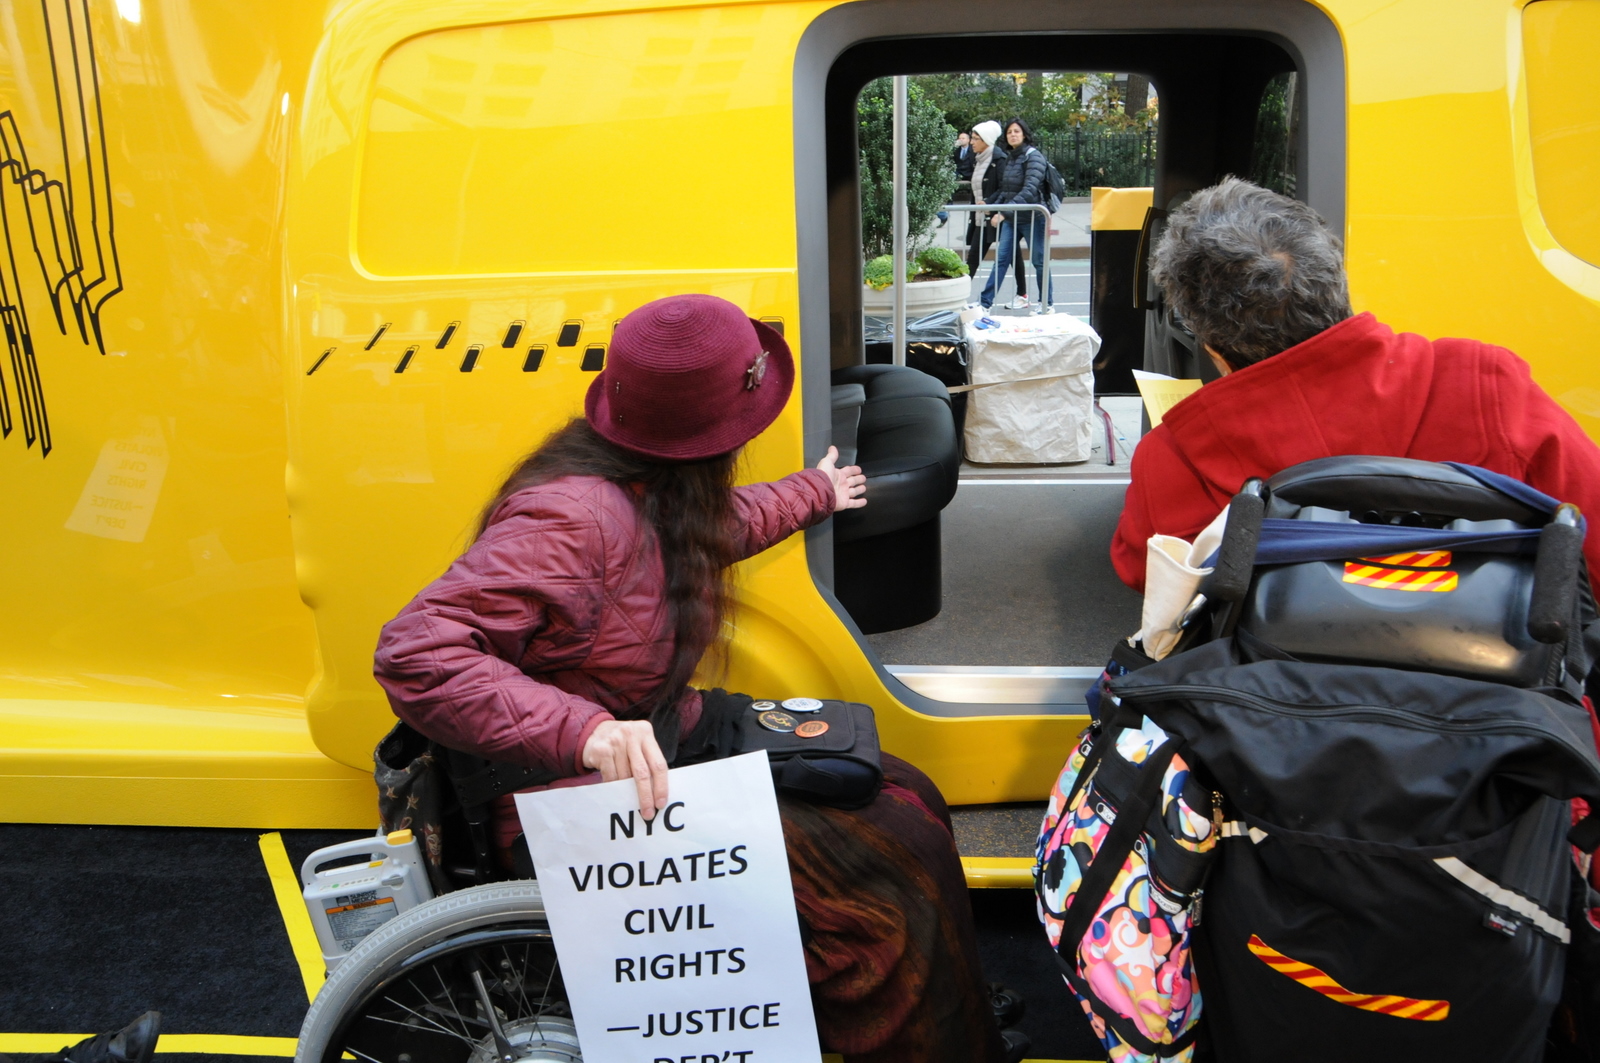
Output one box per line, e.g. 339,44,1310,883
938,130,974,225
966,120,1023,296
980,117,1056,311
952,130,975,181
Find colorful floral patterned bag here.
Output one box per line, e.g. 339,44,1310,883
1035,706,1219,1061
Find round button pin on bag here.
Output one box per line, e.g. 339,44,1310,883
781,697,823,713
795,720,829,739
750,700,777,711
757,710,799,733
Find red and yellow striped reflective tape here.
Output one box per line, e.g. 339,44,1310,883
1359,550,1452,568
1247,934,1451,1021
1342,562,1458,592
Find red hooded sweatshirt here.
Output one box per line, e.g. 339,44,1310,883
1112,313,1600,596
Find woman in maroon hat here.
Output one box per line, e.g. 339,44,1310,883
374,294,1015,1063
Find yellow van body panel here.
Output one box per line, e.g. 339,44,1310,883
0,0,1594,828
1519,1,1600,270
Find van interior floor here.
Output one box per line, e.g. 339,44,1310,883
865,394,1144,668
865,481,1142,667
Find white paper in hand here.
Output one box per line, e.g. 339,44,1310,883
515,752,820,1063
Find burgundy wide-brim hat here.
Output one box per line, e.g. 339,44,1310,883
585,294,794,461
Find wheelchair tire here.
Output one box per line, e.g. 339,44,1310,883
296,882,579,1063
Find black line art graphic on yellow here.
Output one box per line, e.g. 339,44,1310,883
0,0,124,458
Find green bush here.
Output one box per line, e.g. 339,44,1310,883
915,246,968,279
858,78,958,262
863,248,970,290
863,254,911,290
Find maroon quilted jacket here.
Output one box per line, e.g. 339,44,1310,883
373,469,836,781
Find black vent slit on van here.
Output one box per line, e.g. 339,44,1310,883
502,320,523,348
580,345,605,372
394,346,418,374
305,348,335,375
759,316,785,336
523,345,545,372
556,321,582,347
364,323,390,350
460,345,482,372
435,321,459,349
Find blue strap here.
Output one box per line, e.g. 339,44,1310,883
1194,464,1573,568
1252,519,1539,566
1443,462,1561,515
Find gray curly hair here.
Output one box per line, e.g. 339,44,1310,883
1150,177,1351,368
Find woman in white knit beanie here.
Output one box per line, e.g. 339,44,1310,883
965,120,1020,289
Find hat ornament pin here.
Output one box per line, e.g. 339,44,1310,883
745,350,769,391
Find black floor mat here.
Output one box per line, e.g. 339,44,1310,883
951,802,1048,858
0,825,366,1041
2,825,1102,1059
972,888,1106,1061
0,825,309,1037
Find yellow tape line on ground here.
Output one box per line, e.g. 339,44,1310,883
0,1034,297,1056
258,831,327,1002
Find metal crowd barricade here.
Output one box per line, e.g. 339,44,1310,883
935,202,1053,315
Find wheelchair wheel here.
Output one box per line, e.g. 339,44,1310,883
295,882,579,1063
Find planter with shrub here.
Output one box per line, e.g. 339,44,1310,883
862,247,971,315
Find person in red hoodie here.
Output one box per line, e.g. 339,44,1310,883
374,294,1018,1063
1112,177,1600,598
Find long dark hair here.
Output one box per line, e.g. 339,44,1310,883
1004,116,1036,147
476,418,740,734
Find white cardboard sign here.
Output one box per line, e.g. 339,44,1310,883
515,752,820,1063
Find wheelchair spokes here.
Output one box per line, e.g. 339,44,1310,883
324,928,577,1063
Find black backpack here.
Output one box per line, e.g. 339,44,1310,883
1043,157,1067,209
1106,456,1600,1062
1110,638,1600,1063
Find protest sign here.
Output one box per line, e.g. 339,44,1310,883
516,752,820,1063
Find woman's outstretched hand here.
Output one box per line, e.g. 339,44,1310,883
581,719,669,819
817,446,867,513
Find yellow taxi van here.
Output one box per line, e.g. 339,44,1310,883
1,0,1596,883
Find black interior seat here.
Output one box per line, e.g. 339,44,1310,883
830,364,961,633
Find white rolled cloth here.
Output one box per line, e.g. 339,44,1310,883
1133,506,1230,660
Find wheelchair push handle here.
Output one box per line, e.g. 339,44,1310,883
1207,478,1267,604
1527,503,1583,646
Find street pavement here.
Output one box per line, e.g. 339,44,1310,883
926,198,1093,318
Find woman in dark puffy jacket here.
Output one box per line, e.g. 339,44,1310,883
965,120,1026,295
373,294,1021,1063
979,117,1056,310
